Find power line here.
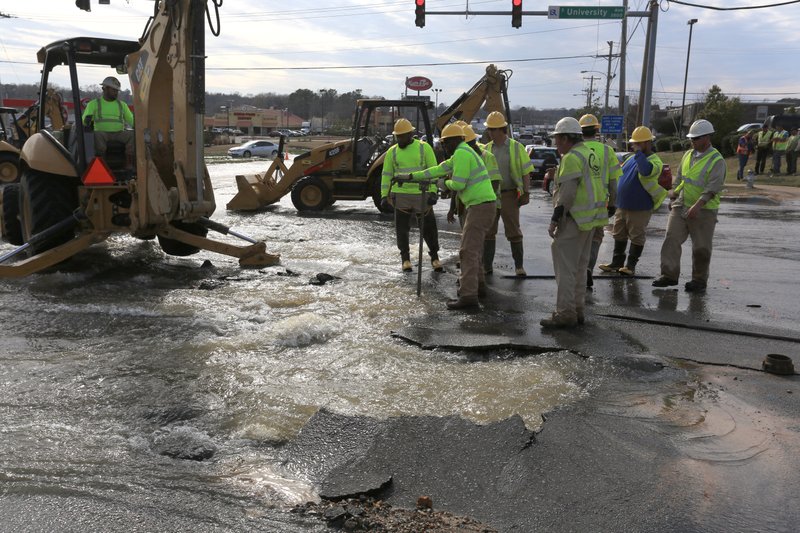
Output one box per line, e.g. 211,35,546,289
664,0,800,10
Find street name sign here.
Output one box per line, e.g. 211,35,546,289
548,6,625,19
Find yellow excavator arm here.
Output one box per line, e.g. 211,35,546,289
434,64,512,133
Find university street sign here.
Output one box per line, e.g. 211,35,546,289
548,6,625,19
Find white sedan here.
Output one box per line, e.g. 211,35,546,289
227,140,280,158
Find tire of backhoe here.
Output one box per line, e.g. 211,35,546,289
0,151,20,184
1,183,24,245
19,168,80,254
291,176,330,211
157,221,209,257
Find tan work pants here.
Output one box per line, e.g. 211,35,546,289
94,130,134,157
611,209,653,246
487,190,523,243
551,216,593,319
460,202,496,298
659,207,717,282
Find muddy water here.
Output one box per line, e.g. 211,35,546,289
0,159,600,528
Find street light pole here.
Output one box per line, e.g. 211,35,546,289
432,88,442,114
319,89,325,134
679,19,698,138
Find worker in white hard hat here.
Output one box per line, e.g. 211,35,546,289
598,125,666,276
380,118,442,273
81,76,135,171
541,117,610,328
578,114,620,289
409,123,497,310
653,119,726,293
483,110,534,277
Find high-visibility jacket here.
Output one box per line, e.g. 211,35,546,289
484,138,534,193
412,142,495,208
679,147,725,210
787,134,800,152
773,130,789,151
478,147,502,208
81,97,134,132
617,151,666,211
756,130,773,148
584,139,622,190
381,139,438,197
557,142,607,230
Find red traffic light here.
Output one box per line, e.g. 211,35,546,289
511,0,522,28
513,0,522,5
415,0,426,28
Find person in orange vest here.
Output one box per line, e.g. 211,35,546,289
736,131,754,180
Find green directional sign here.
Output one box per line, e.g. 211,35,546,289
548,5,626,20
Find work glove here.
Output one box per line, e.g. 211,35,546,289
518,192,530,206
427,192,438,206
607,205,617,218
380,197,390,211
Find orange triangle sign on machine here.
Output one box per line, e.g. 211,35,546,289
82,157,116,186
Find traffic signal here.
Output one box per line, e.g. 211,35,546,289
512,0,522,28
75,0,91,11
415,0,426,28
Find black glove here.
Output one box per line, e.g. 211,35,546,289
380,197,390,211
427,192,438,206
607,205,617,218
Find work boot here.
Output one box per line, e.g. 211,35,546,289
540,312,578,328
430,254,444,272
402,260,413,272
586,270,593,289
478,284,488,298
598,240,628,273
510,241,526,277
483,239,496,275
652,276,678,287
446,296,480,310
618,244,643,276
684,279,707,293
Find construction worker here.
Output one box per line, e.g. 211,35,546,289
483,111,534,277
754,124,773,175
771,124,789,175
786,128,799,175
653,119,725,293
410,124,496,310
598,126,666,276
447,124,500,227
380,118,442,273
81,76,135,167
578,114,621,288
541,117,609,328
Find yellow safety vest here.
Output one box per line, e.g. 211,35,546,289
484,138,534,193
679,148,724,210
557,142,607,230
82,97,134,132
622,152,667,211
774,131,789,151
413,142,496,207
381,139,437,197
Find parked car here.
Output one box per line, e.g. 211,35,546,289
736,122,763,134
518,133,535,145
526,144,560,181
227,140,279,158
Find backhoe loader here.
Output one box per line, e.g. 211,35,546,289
0,0,279,277
0,90,68,184
227,64,512,213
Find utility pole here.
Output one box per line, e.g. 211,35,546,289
637,0,659,127
583,76,599,109
605,41,613,115
619,0,628,138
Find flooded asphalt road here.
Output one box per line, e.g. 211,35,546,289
1,157,798,532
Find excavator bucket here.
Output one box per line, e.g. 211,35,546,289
226,156,295,211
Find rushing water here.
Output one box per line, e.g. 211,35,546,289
0,160,600,529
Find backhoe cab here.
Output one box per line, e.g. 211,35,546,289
227,64,512,213
0,0,279,277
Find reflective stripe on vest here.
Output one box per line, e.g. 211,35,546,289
93,98,125,130
680,148,723,210
626,153,668,211
564,144,607,230
381,141,432,196
486,139,533,192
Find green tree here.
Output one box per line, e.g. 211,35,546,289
697,85,742,150
287,89,316,120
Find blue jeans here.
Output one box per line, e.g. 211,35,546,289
737,154,749,179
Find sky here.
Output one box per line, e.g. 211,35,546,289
1,0,799,113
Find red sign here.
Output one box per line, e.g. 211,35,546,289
406,76,433,91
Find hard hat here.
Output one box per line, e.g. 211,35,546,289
101,76,121,90
629,126,654,143
579,114,600,128
463,125,478,142
392,118,414,135
551,117,582,136
440,123,465,140
484,111,507,129
455,120,469,129
686,119,715,138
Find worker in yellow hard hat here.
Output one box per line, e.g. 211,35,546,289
578,113,620,288
447,124,501,228
81,76,135,171
409,123,497,310
380,118,443,273
483,111,534,277
598,125,666,276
